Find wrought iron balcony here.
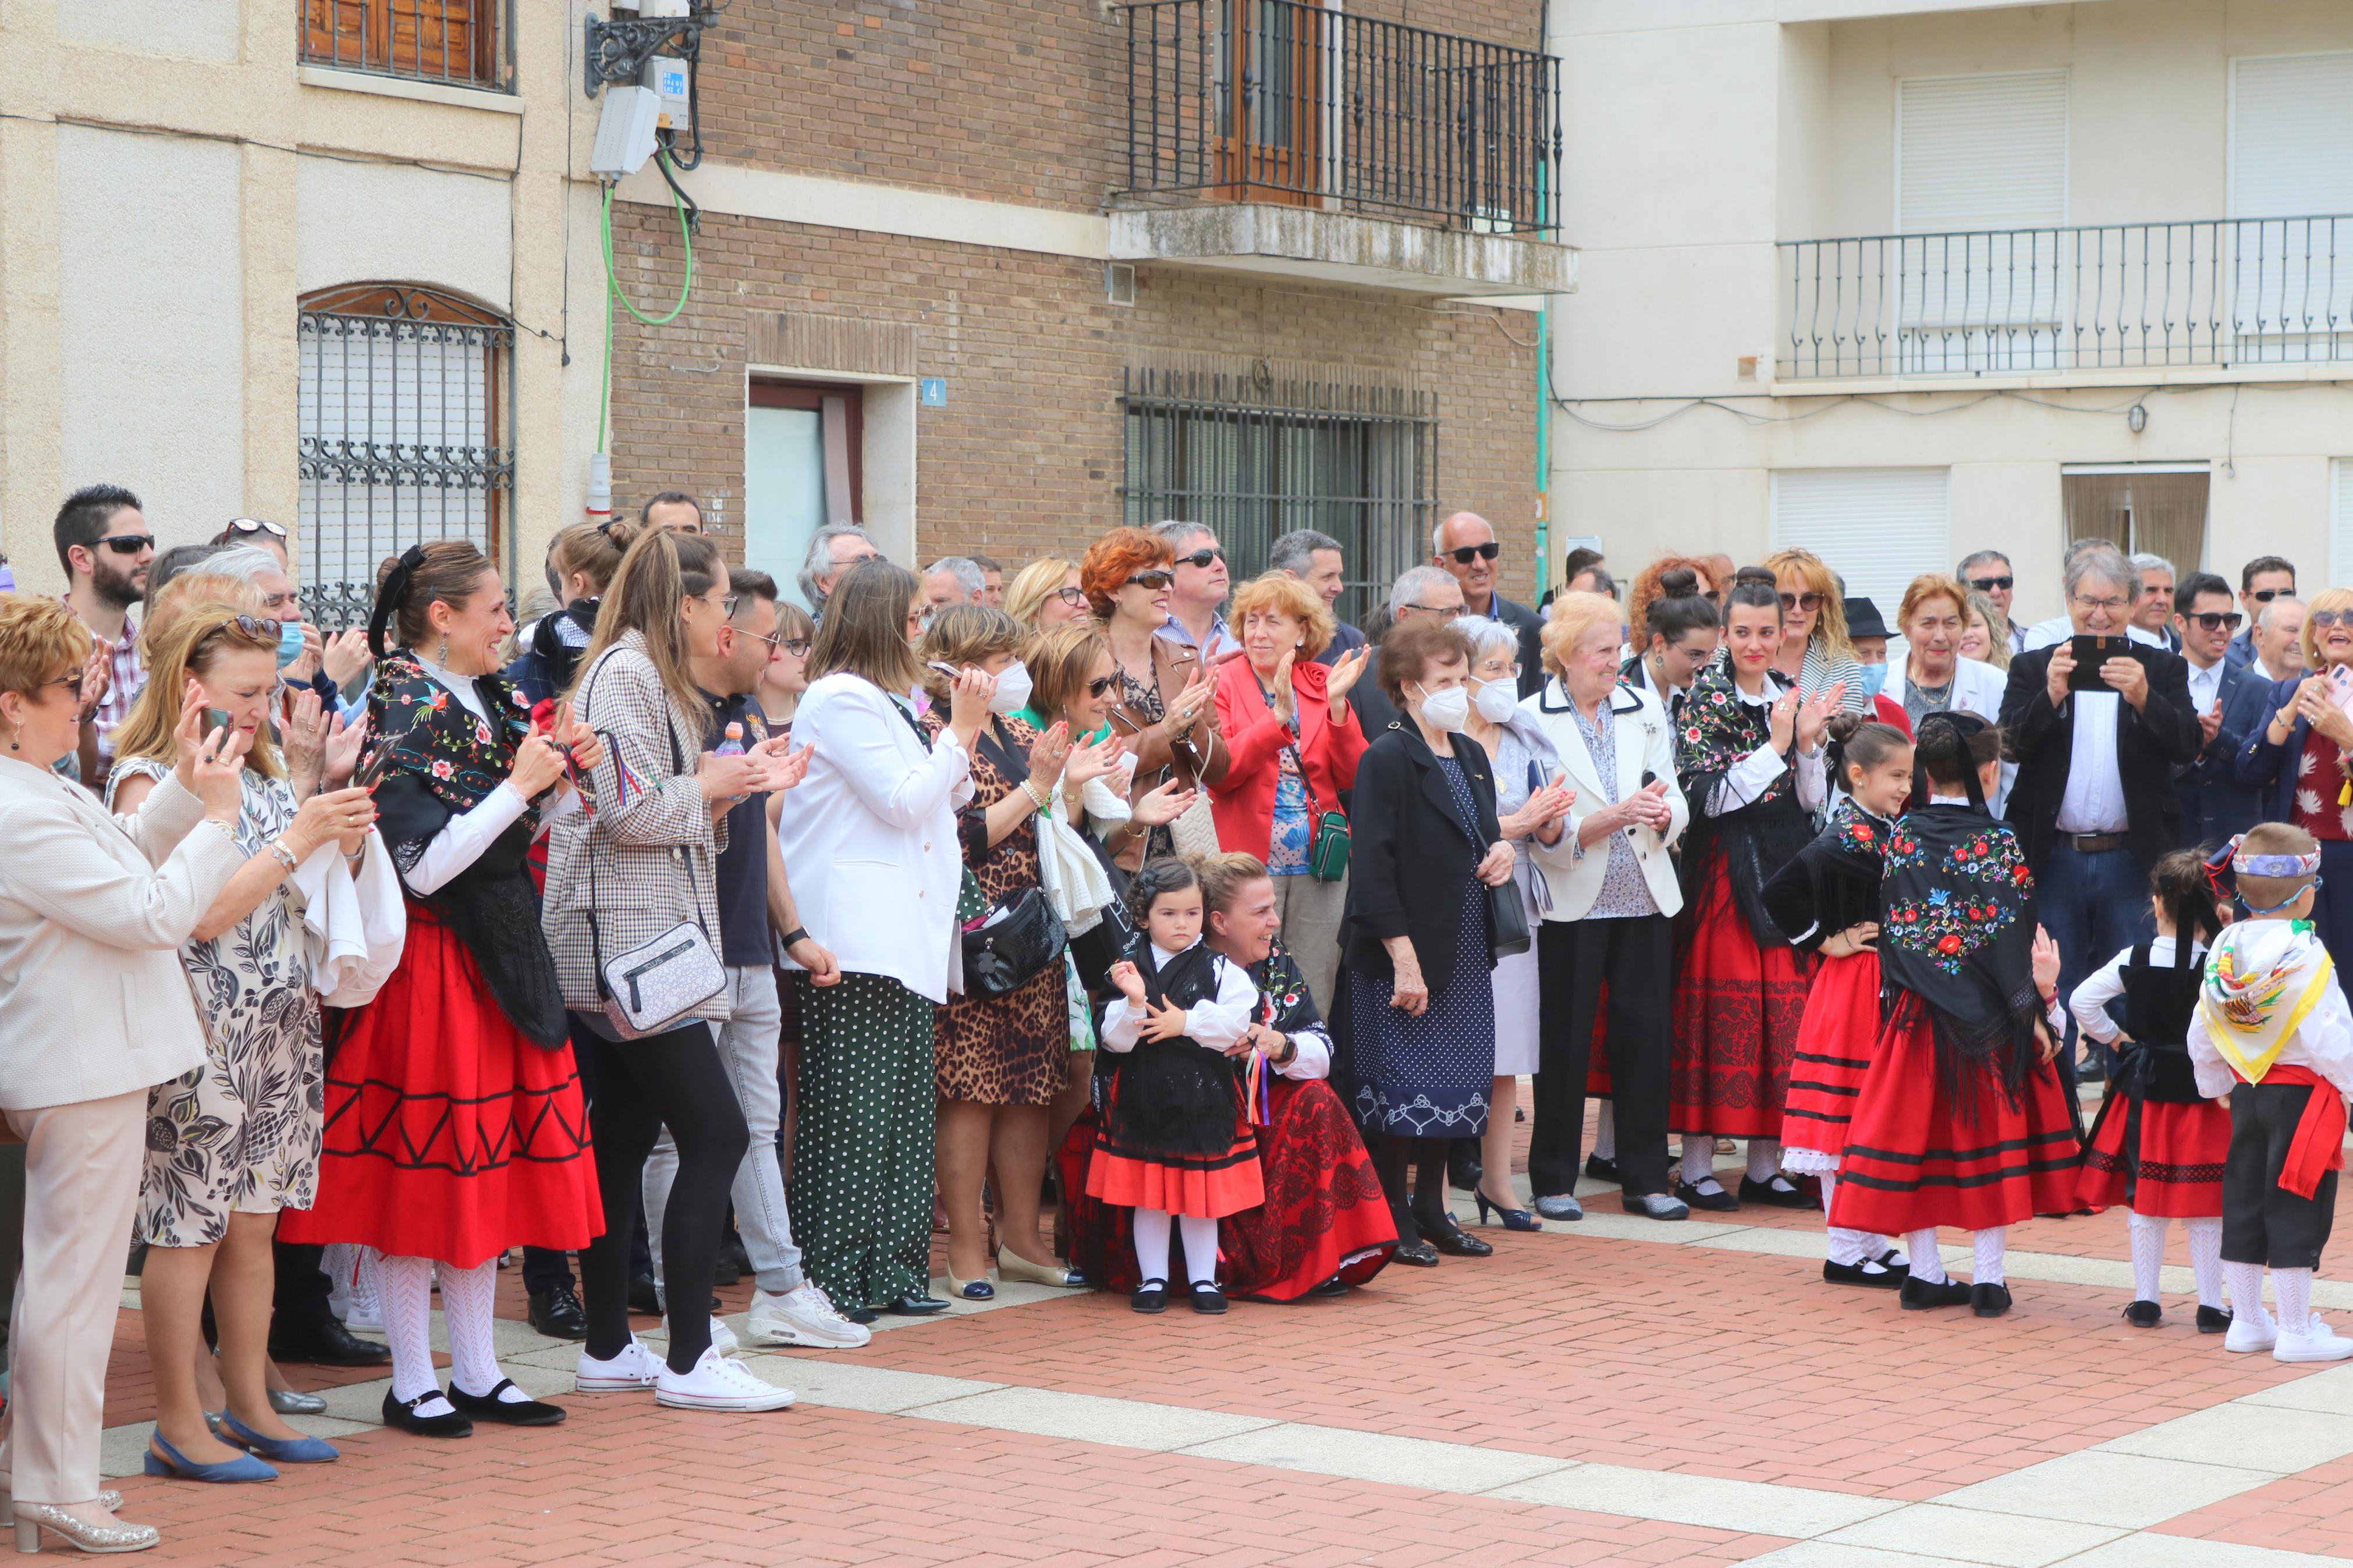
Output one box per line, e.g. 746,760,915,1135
1116,0,1562,237
1779,215,2353,380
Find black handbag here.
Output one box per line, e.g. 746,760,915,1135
1488,877,1532,959
963,885,1067,998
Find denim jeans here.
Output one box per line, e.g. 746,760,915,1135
2038,844,2156,1080
642,966,805,1299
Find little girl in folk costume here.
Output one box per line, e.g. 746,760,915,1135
1091,858,1263,1314
2070,849,2233,1332
1761,714,1914,1288
2189,824,2353,1364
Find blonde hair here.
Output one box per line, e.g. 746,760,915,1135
1540,590,1623,677
1228,571,1336,660
1004,557,1079,628
1024,620,1113,721
112,607,285,778
576,527,718,725
0,594,93,705
1763,547,1854,661
143,572,266,660
1194,851,1272,915
2302,586,2353,670
1964,591,2013,671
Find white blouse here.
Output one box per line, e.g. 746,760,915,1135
400,652,576,896
1100,940,1259,1054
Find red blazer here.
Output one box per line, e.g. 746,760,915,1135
1209,652,1367,859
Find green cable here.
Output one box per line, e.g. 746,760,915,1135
597,149,695,454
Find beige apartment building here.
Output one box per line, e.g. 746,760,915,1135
1550,0,2353,625
0,0,604,621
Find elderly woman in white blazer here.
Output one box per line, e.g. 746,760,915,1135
1885,574,2013,812
1521,592,1693,1224
773,561,988,1320
0,596,252,1555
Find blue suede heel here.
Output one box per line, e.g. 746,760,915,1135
143,1429,279,1482
218,1411,340,1464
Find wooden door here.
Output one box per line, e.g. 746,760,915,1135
1212,0,1333,205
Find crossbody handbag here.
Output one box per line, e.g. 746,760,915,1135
582,662,726,1038
960,717,1067,997
1256,678,1350,883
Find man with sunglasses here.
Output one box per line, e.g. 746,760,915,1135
52,482,152,766
1432,512,1544,697
1958,549,2027,656
2228,556,2298,671
2171,571,2263,848
1150,520,1241,664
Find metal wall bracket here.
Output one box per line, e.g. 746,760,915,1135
584,5,721,98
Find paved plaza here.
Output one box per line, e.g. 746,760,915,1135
83,1122,2353,1567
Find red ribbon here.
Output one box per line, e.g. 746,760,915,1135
2266,1064,2347,1200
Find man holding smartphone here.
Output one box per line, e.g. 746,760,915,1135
1999,546,2202,1087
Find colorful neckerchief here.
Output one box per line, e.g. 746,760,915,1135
2200,920,2337,1084
365,649,539,829
1673,660,1787,807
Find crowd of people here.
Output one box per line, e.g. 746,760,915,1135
1,482,2350,1553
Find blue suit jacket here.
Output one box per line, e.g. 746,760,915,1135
2234,674,2315,824
2176,658,2263,848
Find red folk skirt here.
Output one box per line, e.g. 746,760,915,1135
1586,982,1614,1099
1220,1078,1396,1301
1083,1076,1265,1221
1670,865,1813,1139
1828,1000,2080,1235
278,907,604,1269
2074,1093,2230,1218
1779,950,1881,1171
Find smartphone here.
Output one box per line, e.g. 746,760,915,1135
354,746,399,791
2068,635,2130,694
200,708,232,745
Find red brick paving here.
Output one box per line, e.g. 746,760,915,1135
2157,1450,2353,1559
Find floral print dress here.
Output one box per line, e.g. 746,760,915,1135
108,761,324,1246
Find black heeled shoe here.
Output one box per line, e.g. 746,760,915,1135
1418,1213,1493,1257
1473,1193,1543,1232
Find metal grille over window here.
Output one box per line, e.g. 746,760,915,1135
1120,365,1436,628
300,0,507,91
298,285,513,628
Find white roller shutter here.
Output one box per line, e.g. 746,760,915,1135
1896,72,2068,365
1770,468,1953,645
2334,460,2353,591
2230,54,2353,352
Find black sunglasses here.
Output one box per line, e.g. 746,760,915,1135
1126,570,1174,590
45,672,87,702
1966,575,2014,593
1175,548,1225,570
1086,673,1118,698
225,517,289,539
200,614,283,643
1445,542,1502,565
97,534,155,555
2183,610,2244,632
2252,587,2295,602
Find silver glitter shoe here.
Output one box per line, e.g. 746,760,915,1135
267,1388,327,1417
0,1486,123,1521
10,1501,158,1554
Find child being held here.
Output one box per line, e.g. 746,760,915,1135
2190,823,2353,1363
1087,858,1263,1315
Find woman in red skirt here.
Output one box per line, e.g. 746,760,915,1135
1829,712,2079,1318
1760,714,1914,1287
2070,849,2233,1331
279,543,604,1434
1670,579,1839,1210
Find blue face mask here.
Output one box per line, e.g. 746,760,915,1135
0,561,15,595
1855,662,1889,699
276,620,306,670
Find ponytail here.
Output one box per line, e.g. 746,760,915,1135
1824,712,1908,795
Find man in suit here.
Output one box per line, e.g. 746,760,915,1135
2132,553,2182,653
1270,528,1368,668
1432,511,1545,697
1999,546,2202,1085
2227,555,2298,669
2171,571,2262,851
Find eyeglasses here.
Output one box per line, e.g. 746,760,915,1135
2184,611,2245,632
2312,610,2351,630
1778,591,1825,614
2072,593,2131,613
1399,602,1462,618
1126,570,1174,591
96,534,155,555
1050,586,1089,609
225,517,288,539
701,591,739,617
1967,575,2014,593
1086,674,1118,698
43,673,86,702
1445,542,1502,565
1174,547,1225,570
2252,586,2295,602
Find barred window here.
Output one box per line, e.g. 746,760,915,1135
301,0,507,91
1119,365,1436,627
298,285,514,627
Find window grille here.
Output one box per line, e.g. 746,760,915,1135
298,285,514,627
301,0,509,91
1119,365,1436,628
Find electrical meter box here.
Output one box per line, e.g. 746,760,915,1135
643,55,691,131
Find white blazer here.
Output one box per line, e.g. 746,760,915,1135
0,758,243,1111
1522,678,1689,922
775,673,975,1005
1886,656,2013,814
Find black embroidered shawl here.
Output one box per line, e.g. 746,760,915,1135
1760,799,1893,955
1674,662,1814,946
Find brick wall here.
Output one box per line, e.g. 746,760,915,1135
604,209,1543,603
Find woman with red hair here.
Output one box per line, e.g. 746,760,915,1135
1081,527,1227,867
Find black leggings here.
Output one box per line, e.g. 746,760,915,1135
571,1016,750,1371
1371,1135,1454,1243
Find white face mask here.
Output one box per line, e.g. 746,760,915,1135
1473,677,1518,724
988,660,1033,715
1413,681,1471,732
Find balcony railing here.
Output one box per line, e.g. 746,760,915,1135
1117,0,1561,236
1779,215,2353,379
300,0,509,92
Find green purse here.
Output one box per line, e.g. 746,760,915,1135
1287,735,1350,883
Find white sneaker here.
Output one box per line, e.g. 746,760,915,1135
654,1346,796,1411
2224,1312,2281,1354
2274,1317,2353,1363
745,1283,872,1349
662,1315,739,1357
574,1336,663,1391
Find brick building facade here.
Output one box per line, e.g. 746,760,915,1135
604,0,1562,618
